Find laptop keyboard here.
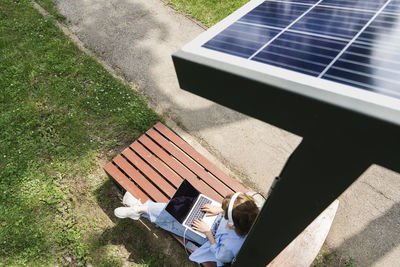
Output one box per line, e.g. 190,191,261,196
184,196,212,228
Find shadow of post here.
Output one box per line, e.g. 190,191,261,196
332,201,400,266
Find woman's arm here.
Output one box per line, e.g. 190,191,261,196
192,219,236,263
192,219,216,244
204,230,216,245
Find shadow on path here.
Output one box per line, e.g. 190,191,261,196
332,201,400,266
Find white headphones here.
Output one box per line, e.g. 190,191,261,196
227,192,242,227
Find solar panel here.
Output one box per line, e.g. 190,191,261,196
175,0,400,126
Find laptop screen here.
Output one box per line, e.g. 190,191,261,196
165,179,200,224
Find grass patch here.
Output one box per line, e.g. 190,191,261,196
345,259,355,267
0,0,161,265
313,251,334,267
168,0,249,27
312,249,357,267
35,0,65,20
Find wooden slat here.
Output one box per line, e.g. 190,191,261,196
146,128,234,197
203,262,217,267
138,134,223,202
113,155,169,202
154,122,247,193
121,147,176,198
130,141,183,188
139,135,196,179
172,234,187,249
104,162,149,203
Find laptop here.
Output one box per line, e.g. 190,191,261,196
165,179,221,238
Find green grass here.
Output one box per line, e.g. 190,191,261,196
35,0,65,20
0,0,161,265
168,0,249,27
313,251,333,267
312,250,357,267
345,259,355,267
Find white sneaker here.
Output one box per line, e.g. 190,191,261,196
122,191,142,207
114,206,140,220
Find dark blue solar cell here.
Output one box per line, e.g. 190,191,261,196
322,41,400,99
273,0,319,4
324,68,373,86
323,69,400,99
269,32,346,59
252,32,347,75
345,43,372,55
291,7,374,39
345,42,400,71
384,0,400,13
320,0,387,11
238,1,310,28
203,40,258,58
333,58,400,82
373,12,399,27
356,12,400,44
202,23,281,58
252,53,323,75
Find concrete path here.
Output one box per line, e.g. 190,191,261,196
54,0,400,265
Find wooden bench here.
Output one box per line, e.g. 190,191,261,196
104,122,247,266
104,122,338,267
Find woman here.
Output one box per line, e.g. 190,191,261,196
114,191,260,266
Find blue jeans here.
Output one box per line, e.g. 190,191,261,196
141,200,208,245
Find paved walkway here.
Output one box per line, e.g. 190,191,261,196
54,0,400,265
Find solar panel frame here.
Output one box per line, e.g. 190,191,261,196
178,0,400,126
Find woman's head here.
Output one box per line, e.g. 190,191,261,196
222,193,259,236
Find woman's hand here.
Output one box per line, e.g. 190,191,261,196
201,204,223,217
192,219,211,233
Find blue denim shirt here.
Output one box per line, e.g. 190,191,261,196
189,213,246,266
142,201,246,266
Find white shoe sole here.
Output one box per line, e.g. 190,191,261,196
114,207,140,220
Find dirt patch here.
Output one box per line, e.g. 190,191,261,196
312,245,355,267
